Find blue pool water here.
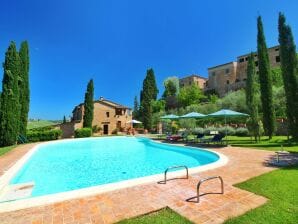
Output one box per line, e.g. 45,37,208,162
11,137,219,197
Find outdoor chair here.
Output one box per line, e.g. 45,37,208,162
202,134,225,145
196,133,205,143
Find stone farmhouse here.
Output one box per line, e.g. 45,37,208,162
60,97,132,137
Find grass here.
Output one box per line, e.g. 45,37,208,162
227,136,298,152
225,166,298,224
27,120,59,130
0,145,16,156
116,207,193,224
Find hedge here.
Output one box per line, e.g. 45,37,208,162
27,129,62,142
74,128,92,138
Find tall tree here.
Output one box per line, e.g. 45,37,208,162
177,84,204,108
141,68,159,130
83,79,94,128
278,13,298,139
257,16,275,139
18,41,30,136
246,53,260,141
132,95,139,119
0,42,21,146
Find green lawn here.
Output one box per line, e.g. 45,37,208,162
0,145,16,156
225,166,298,224
227,136,298,152
116,207,193,224
27,120,59,130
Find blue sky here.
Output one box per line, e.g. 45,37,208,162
0,0,298,120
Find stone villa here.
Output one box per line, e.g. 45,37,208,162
204,45,281,96
179,74,207,89
60,97,132,137
178,45,281,97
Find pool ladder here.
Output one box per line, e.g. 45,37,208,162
158,165,224,203
157,165,189,184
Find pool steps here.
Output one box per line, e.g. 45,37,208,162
0,182,34,203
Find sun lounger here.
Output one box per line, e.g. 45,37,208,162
201,134,225,145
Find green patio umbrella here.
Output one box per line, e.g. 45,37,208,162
160,114,180,119
208,109,249,139
180,112,206,119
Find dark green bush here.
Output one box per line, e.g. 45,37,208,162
74,128,92,138
27,129,62,142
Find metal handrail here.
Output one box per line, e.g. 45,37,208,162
186,176,224,203
158,165,189,184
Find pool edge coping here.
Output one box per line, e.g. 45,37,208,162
0,136,228,213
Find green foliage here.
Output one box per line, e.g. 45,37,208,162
162,77,179,98
217,89,248,113
141,68,159,130
27,129,62,142
92,125,102,133
74,128,92,138
171,122,179,134
179,118,196,130
272,86,286,118
271,67,283,87
177,84,204,108
278,12,298,140
235,127,249,136
246,53,261,141
257,16,275,138
63,115,67,123
218,126,236,136
83,79,94,128
0,42,21,146
151,99,165,113
18,41,30,136
132,96,139,119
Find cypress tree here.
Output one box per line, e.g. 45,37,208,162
0,42,21,146
132,96,139,119
63,115,67,124
278,13,298,140
83,79,94,128
257,16,275,139
18,41,30,136
246,53,260,141
141,68,159,130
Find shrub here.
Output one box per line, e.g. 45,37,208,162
218,126,236,136
27,129,62,142
74,128,92,138
192,127,204,135
235,127,249,136
111,128,118,135
203,126,218,135
92,125,102,133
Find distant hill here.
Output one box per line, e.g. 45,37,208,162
27,120,61,130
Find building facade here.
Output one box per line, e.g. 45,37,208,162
61,97,132,137
205,45,281,97
179,74,207,89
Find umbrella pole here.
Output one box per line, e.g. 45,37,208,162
225,115,228,143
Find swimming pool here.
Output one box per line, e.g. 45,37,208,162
8,137,221,198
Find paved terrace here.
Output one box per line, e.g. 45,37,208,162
0,142,276,224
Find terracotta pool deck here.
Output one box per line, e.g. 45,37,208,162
0,142,276,224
